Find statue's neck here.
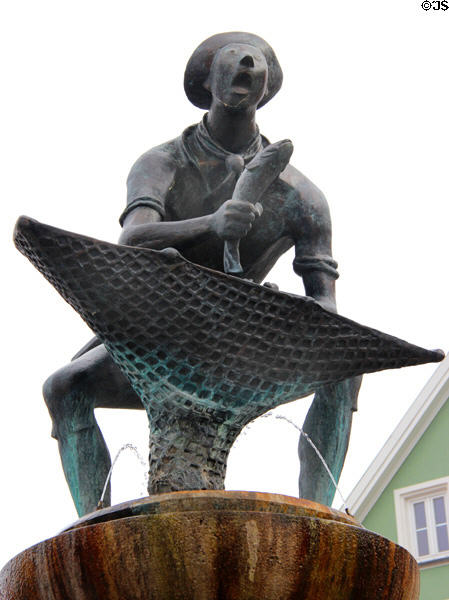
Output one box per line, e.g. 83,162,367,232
206,102,258,155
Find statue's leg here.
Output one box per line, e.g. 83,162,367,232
43,344,142,516
298,376,362,506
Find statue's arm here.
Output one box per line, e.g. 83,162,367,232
118,148,257,250
301,270,337,313
119,202,258,251
119,207,214,250
288,173,361,504
288,177,339,312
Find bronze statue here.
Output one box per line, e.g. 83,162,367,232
14,32,442,517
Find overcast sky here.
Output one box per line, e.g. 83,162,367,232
1,0,448,568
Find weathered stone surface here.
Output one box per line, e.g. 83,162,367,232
64,489,359,530
0,491,419,599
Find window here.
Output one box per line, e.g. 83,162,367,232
394,476,449,563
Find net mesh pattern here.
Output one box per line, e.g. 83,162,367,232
14,217,443,492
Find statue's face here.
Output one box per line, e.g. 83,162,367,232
206,43,268,109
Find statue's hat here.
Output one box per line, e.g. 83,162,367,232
184,32,283,110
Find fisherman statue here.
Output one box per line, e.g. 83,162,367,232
16,33,440,518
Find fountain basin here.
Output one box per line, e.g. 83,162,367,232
0,491,419,599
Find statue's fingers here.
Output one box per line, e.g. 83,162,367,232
228,200,257,215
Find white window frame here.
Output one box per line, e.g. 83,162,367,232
394,476,449,564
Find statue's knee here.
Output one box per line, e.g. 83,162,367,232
43,368,71,413
42,366,95,434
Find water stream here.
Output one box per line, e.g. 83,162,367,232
98,443,148,509
247,411,350,511
97,416,350,514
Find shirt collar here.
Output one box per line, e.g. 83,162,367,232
194,114,263,164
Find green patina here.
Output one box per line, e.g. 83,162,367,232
14,216,443,515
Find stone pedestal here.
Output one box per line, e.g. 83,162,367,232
0,491,419,599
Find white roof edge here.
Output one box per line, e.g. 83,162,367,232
345,354,449,521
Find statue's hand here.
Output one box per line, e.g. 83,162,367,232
210,199,263,240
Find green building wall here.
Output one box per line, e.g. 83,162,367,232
362,397,449,600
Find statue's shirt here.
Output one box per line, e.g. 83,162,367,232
121,116,338,283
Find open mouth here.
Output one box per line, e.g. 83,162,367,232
231,71,252,95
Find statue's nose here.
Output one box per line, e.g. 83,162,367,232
240,55,254,68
